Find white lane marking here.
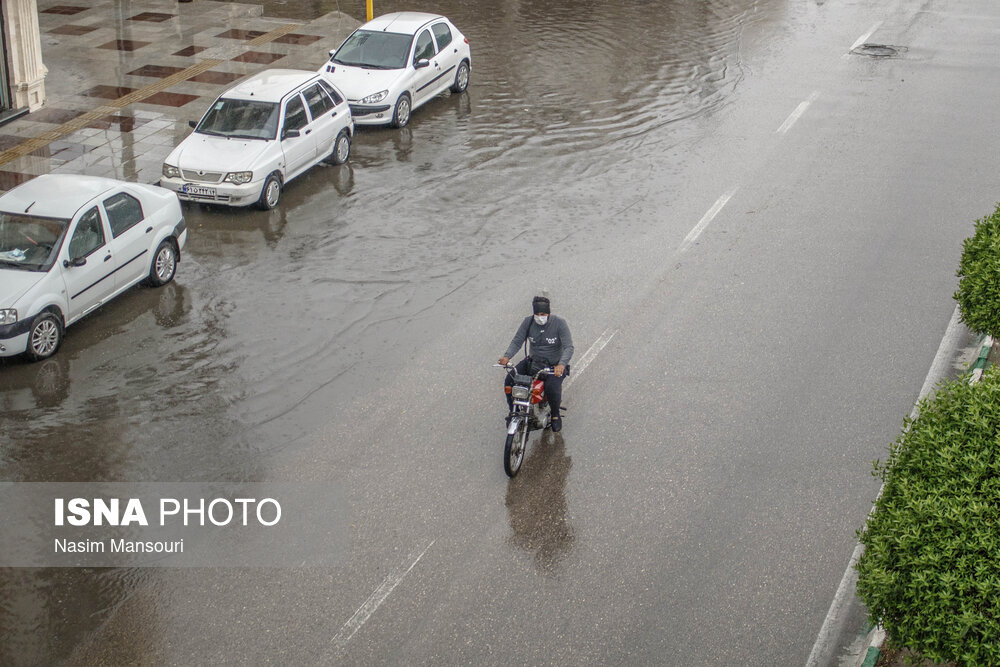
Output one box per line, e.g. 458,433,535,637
777,91,819,134
678,188,738,253
805,305,963,667
331,540,435,651
850,22,882,51
776,90,819,134
565,328,617,388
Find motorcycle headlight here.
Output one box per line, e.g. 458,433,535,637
361,90,388,104
0,309,17,326
224,171,253,184
511,386,530,400
162,163,181,179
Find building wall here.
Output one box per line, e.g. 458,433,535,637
0,5,12,110
1,0,47,112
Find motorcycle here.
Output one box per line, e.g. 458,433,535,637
495,362,554,477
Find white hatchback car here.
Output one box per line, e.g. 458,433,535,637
160,69,353,210
0,174,187,361
320,12,471,128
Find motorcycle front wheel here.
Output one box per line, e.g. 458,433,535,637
504,421,529,478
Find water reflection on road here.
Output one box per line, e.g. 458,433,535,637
506,431,575,572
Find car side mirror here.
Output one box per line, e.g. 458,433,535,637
414,58,430,69
63,257,86,268
283,128,300,139
328,49,336,57
188,120,198,129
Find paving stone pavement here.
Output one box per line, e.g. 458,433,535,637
0,0,359,192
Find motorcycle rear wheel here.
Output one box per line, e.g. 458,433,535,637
504,421,529,478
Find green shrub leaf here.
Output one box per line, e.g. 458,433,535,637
856,367,1000,665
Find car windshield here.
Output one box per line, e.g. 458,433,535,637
0,213,68,272
331,30,413,70
196,98,280,140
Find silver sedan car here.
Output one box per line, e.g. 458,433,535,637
0,175,186,361
320,12,471,128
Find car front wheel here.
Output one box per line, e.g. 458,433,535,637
257,173,281,210
25,312,62,361
391,93,411,129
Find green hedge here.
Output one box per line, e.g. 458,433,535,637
856,368,1000,666
955,203,1000,338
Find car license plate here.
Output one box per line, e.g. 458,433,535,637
182,185,216,197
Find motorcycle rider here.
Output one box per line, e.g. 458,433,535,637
498,296,574,433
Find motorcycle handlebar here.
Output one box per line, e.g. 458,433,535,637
492,363,554,377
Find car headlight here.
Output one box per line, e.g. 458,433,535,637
361,90,388,104
224,171,253,185
0,309,17,326
162,163,180,179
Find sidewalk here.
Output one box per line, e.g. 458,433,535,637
0,0,358,192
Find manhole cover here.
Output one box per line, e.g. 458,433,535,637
851,43,906,58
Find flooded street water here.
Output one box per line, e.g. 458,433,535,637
2,0,777,479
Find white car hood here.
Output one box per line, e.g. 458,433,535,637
325,66,405,101
170,134,272,173
0,268,46,309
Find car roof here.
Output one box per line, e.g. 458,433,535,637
223,69,321,103
0,174,121,219
362,12,446,35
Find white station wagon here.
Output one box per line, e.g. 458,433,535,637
160,69,354,209
0,175,187,361
320,12,471,127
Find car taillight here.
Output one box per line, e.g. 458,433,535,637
464,37,469,44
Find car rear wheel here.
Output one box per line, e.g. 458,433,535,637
451,60,470,93
25,312,62,362
257,173,281,210
147,239,177,287
327,129,351,165
391,93,411,129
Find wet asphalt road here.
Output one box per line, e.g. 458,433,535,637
3,0,1000,664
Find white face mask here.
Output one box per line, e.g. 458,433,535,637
534,315,548,326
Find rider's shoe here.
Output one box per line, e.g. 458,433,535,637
551,415,562,433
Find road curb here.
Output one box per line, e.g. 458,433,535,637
853,625,885,667
969,335,994,383
861,646,880,667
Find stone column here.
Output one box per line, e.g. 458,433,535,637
3,0,47,110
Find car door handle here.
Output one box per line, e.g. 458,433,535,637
145,226,153,233
104,254,112,262
330,111,337,117
304,128,312,135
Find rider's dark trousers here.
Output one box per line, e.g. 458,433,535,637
504,358,565,418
